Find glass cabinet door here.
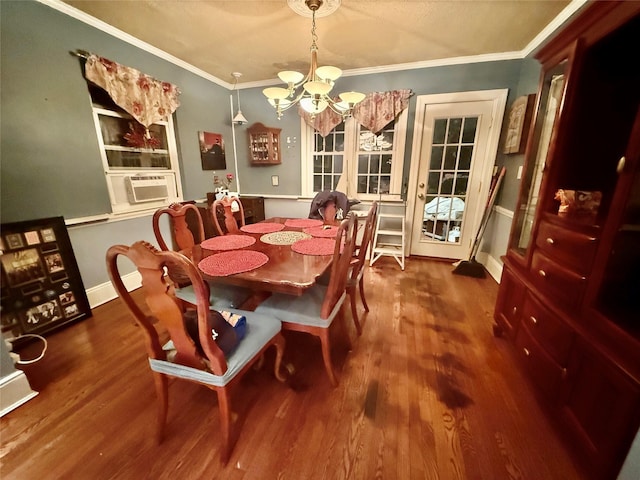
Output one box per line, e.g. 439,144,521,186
508,60,568,259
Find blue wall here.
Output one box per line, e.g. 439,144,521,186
1,0,537,293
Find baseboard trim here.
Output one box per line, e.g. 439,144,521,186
0,371,39,417
477,252,503,283
86,270,142,309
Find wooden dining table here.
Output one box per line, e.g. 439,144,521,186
187,217,336,296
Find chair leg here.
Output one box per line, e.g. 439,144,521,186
272,333,287,382
216,388,234,465
348,285,362,336
153,373,169,444
319,329,338,387
358,274,369,312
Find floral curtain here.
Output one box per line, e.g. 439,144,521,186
353,89,412,134
84,54,181,128
299,89,412,136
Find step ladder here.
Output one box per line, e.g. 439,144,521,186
370,212,405,270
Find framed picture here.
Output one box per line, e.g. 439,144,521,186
199,131,226,170
1,217,91,343
503,94,536,154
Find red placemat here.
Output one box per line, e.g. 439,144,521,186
291,238,338,256
284,218,323,228
303,225,339,238
198,250,269,276
240,222,285,234
201,234,256,251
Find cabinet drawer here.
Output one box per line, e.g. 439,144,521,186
521,292,575,365
515,326,566,400
536,220,598,274
530,251,586,310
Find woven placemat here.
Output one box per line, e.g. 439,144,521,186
198,250,269,276
303,225,339,238
260,231,311,245
240,222,285,234
291,237,338,256
284,218,323,228
201,234,256,251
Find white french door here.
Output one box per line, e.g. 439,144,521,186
407,90,507,259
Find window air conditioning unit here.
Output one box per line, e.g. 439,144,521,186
125,175,169,203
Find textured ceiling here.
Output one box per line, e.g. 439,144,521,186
61,0,578,87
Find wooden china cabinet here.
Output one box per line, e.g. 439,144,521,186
493,3,640,478
247,122,281,165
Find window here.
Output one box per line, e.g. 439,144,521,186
301,109,407,201
88,84,183,214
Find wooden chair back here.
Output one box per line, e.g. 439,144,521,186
320,214,358,319
352,201,379,279
211,196,245,235
106,240,228,375
152,202,204,251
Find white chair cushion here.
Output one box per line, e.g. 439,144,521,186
176,283,252,310
149,310,280,388
253,284,345,328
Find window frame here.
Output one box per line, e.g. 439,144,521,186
89,104,183,215
300,108,408,201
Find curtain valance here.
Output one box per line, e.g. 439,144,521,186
84,54,181,128
299,89,412,136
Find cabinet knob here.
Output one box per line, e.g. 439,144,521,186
530,316,537,325
523,348,530,357
616,156,626,174
538,269,546,278
512,306,517,315
545,237,555,245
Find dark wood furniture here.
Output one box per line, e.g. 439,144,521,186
253,215,358,386
188,195,265,240
211,196,245,236
347,201,378,335
493,3,640,479
106,241,286,464
151,202,252,309
190,217,334,296
247,122,281,165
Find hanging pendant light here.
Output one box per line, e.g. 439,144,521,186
231,72,248,125
263,0,365,119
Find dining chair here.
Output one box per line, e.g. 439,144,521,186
347,201,378,335
152,202,251,309
106,240,286,464
250,215,358,386
211,196,245,235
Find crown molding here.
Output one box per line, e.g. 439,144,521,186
38,0,588,91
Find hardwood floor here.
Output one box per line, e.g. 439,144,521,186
0,257,587,479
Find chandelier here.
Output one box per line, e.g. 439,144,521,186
263,0,365,119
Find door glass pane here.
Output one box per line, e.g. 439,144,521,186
422,116,479,243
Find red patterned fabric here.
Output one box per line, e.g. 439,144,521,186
198,250,269,277
200,234,256,251
353,90,412,134
298,90,412,136
303,225,339,238
84,54,181,128
240,222,285,234
284,218,323,228
291,238,338,256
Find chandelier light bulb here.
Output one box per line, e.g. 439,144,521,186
315,65,342,81
278,70,305,84
263,0,365,119
263,87,291,100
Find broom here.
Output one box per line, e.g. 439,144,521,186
452,166,506,278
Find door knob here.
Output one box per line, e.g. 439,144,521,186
418,193,425,199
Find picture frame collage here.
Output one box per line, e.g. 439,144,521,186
1,217,91,342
